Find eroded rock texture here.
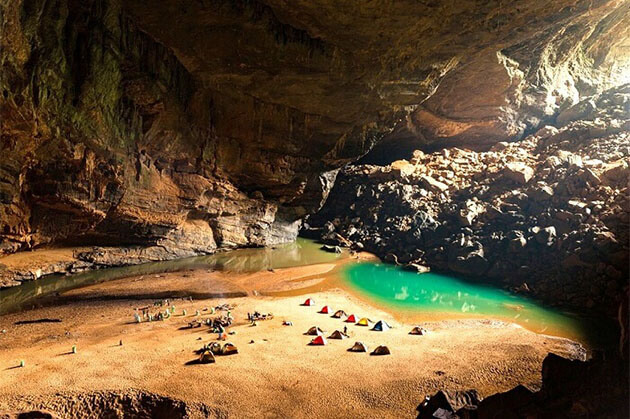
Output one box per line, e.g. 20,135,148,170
305,86,630,314
417,294,630,418
1,0,628,261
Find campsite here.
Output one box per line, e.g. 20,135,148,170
0,262,584,417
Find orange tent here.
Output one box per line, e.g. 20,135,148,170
302,298,315,306
345,314,357,323
319,306,331,314
310,335,327,345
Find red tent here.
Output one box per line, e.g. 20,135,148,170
345,314,357,323
310,335,327,345
302,298,315,306
319,306,331,314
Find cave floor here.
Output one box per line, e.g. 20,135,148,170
0,265,584,418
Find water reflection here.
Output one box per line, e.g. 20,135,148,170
342,262,614,346
0,239,341,315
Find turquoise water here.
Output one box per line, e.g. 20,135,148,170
342,262,609,345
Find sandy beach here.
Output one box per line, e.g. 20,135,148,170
0,262,584,418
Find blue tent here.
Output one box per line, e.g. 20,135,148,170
372,320,391,332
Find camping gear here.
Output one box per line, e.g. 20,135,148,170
319,306,331,314
310,335,327,345
188,320,202,329
345,314,357,323
305,326,324,336
302,298,315,306
198,350,216,364
410,326,427,335
222,342,239,355
331,310,347,319
210,342,223,355
371,345,391,355
372,320,391,332
348,341,368,352
328,330,348,340
357,317,371,326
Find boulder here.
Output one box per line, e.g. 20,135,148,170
532,226,556,246
504,162,534,184
320,245,342,254
391,160,416,177
419,175,449,193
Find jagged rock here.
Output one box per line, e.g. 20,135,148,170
557,99,597,126
504,162,534,184
403,263,431,274
307,86,629,314
529,182,555,200
416,390,481,419
532,226,557,246
458,200,485,227
535,125,559,139
5,0,625,259
601,160,629,186
557,151,584,167
420,175,449,193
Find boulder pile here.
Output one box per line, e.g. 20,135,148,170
304,85,629,314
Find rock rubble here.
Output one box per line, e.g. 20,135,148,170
305,86,630,314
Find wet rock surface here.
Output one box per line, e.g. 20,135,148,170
305,86,630,315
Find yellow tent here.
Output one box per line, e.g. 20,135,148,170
357,317,371,326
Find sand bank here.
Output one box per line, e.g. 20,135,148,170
0,264,583,418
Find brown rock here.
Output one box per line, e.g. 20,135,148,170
504,162,534,184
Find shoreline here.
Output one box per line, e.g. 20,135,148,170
0,245,608,348
0,266,585,417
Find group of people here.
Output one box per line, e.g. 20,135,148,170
247,311,274,323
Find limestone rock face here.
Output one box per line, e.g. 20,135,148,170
305,86,630,314
1,0,628,258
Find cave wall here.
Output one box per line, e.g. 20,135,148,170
363,0,630,162
1,0,628,256
0,0,353,256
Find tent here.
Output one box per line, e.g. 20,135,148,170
331,310,347,319
345,314,357,323
222,342,239,355
371,345,391,355
319,306,331,314
198,350,216,364
209,342,223,354
357,317,371,326
328,330,348,340
305,326,324,336
302,298,315,306
348,341,368,352
372,320,391,331
310,335,327,345
410,326,427,335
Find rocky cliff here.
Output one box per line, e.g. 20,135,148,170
1,0,628,264
305,86,629,315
